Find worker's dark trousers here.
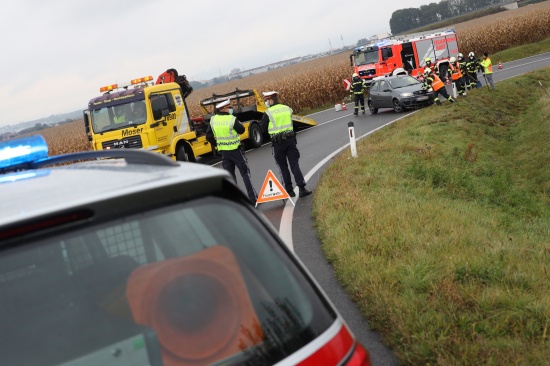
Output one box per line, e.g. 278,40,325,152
453,78,465,95
221,148,257,204
353,94,365,114
272,137,306,193
435,86,452,100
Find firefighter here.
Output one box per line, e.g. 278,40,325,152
480,52,496,90
261,91,312,198
206,99,258,205
449,56,466,96
350,73,366,115
424,68,455,106
458,53,469,90
465,52,482,89
424,58,439,78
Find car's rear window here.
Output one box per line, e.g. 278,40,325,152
0,197,336,366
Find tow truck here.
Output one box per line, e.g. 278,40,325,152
350,29,459,85
83,69,317,162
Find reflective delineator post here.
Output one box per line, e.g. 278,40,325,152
451,81,458,98
348,121,357,158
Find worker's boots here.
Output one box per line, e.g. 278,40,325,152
298,186,312,197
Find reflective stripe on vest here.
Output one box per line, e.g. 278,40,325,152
210,114,240,150
266,104,294,135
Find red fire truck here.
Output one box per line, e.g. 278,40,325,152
350,29,459,85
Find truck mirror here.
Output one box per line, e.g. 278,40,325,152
83,111,90,133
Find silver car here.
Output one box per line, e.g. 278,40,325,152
0,135,371,366
367,75,434,113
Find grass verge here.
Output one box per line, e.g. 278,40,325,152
312,68,550,365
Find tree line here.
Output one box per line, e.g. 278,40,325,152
390,0,509,34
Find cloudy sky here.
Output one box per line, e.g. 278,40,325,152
0,0,432,127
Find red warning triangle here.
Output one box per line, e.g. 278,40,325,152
256,170,294,205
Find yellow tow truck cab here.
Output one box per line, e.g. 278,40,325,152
84,69,316,162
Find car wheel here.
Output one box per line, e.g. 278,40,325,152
245,122,263,149
368,100,378,114
392,99,403,113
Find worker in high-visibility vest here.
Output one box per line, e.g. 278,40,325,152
449,57,466,96
261,91,312,198
350,73,366,115
480,52,496,90
424,68,455,106
206,99,258,204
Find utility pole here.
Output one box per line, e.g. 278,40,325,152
341,34,345,49
328,38,333,54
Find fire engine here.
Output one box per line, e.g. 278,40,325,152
83,69,316,162
350,29,459,85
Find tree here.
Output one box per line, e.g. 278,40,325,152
356,38,369,47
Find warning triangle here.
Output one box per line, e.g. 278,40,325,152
256,170,294,206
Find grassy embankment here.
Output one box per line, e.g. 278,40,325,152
312,66,550,364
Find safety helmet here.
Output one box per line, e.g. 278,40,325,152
458,53,464,59
425,57,431,63
450,56,456,63
468,52,475,58
352,73,358,78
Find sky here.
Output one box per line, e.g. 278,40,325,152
0,0,432,128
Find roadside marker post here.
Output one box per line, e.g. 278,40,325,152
451,82,458,98
348,122,358,158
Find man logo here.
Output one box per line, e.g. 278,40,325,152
174,94,183,107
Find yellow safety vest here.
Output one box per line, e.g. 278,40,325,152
265,104,293,136
480,58,493,74
210,114,240,151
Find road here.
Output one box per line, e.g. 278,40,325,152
199,53,550,365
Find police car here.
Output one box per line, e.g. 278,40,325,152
0,135,370,366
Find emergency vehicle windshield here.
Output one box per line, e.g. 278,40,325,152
355,50,379,66
0,196,336,366
91,99,147,133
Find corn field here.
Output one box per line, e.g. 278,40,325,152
34,1,550,156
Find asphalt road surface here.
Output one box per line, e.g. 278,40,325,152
199,53,550,365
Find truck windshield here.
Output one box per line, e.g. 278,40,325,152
91,100,147,133
355,50,379,66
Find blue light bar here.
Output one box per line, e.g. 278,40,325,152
0,135,49,170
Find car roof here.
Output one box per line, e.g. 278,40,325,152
0,145,234,234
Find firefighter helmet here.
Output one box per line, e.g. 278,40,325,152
352,73,358,78
425,57,431,63
468,52,475,58
450,56,456,63
458,53,464,59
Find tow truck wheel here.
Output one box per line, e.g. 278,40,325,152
246,123,263,149
176,143,195,162
368,101,378,114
